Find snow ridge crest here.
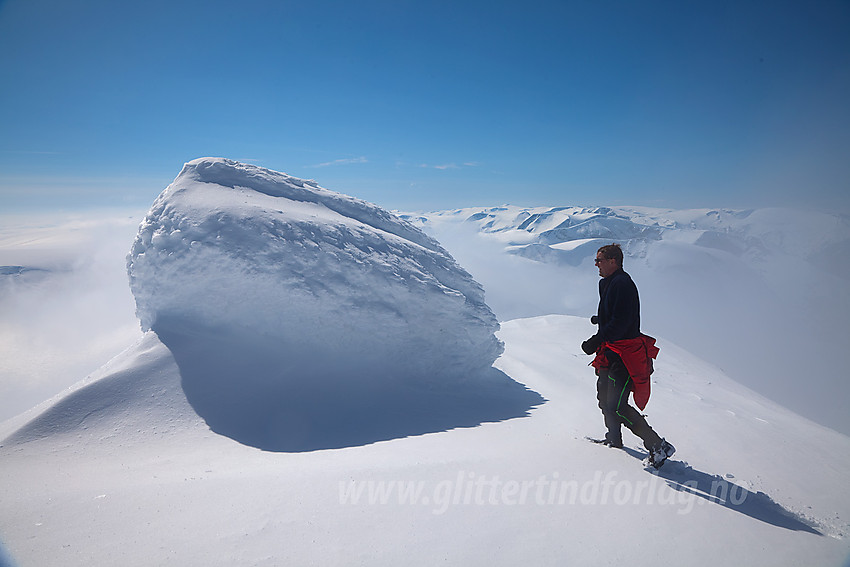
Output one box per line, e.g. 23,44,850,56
180,158,442,253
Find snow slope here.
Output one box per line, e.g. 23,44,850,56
1,316,848,566
1,161,849,565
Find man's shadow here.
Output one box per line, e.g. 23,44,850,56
155,324,546,453
621,447,823,535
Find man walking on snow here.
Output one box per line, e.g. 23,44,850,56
581,243,675,468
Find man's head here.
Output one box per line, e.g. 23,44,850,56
595,244,623,278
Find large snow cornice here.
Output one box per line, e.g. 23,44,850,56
127,157,505,382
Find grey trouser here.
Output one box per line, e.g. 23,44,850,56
596,349,662,450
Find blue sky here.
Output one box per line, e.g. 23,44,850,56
1,0,848,212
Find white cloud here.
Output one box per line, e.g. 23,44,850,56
419,162,480,170
308,156,368,168
0,212,144,421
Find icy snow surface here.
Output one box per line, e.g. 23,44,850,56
120,158,541,451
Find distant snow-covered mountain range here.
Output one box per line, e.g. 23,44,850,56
402,205,850,436
404,204,849,279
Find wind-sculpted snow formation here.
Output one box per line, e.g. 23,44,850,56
122,158,540,450
128,158,503,378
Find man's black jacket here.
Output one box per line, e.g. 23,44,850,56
597,268,641,343
582,268,641,355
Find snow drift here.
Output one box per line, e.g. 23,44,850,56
120,158,541,450
128,158,503,377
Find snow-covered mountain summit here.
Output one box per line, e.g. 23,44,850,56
1,164,849,566
7,158,542,452
127,157,506,380
128,158,497,347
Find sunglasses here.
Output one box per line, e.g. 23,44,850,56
594,257,612,265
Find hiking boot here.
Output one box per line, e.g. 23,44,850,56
603,435,623,449
648,439,675,468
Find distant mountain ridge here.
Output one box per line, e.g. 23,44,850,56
403,204,850,436
402,205,849,277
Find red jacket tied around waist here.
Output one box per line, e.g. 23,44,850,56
591,335,659,411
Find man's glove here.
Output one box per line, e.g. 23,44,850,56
590,315,599,325
581,333,602,355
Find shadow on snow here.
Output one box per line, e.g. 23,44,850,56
620,447,823,535
155,325,545,453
